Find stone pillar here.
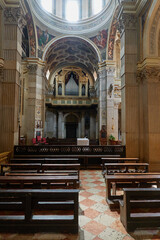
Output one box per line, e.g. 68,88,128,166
118,11,139,157
25,60,45,144
137,64,160,171
96,113,99,140
0,7,25,152
98,63,107,144
106,65,116,141
78,120,81,138
81,112,85,137
90,111,95,140
58,111,63,139
53,112,57,138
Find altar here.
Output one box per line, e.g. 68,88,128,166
77,138,89,146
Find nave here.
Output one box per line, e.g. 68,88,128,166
0,170,159,240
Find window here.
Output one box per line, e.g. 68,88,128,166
41,0,52,13
66,0,79,22
92,0,103,15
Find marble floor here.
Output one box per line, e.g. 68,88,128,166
0,170,160,240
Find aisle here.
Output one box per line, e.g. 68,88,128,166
0,170,159,240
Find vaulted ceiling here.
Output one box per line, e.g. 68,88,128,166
45,37,100,75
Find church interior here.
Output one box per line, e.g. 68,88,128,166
0,0,160,239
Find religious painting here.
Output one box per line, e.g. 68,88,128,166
90,29,108,50
37,26,55,58
26,13,36,57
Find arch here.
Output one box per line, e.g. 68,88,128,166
42,35,102,62
143,1,160,58
64,112,80,121
107,7,119,60
49,64,95,87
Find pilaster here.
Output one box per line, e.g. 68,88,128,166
98,62,107,144
137,60,160,171
0,6,25,152
25,59,45,143
118,9,139,157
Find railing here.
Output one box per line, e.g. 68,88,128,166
14,145,126,157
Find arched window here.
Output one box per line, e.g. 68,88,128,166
41,0,52,13
92,0,103,15
66,0,79,22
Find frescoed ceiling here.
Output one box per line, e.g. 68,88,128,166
45,37,99,74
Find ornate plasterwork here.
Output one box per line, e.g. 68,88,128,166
117,13,137,34
4,7,26,31
149,5,160,55
27,64,38,74
137,66,160,84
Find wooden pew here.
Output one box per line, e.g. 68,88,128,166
105,174,160,209
101,158,139,173
103,163,149,177
0,175,79,189
119,188,160,232
10,158,79,164
1,163,41,175
0,189,79,233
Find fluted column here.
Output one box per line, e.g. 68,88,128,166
118,11,139,157
137,63,160,171
0,7,25,152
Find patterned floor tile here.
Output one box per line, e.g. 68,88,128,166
91,202,109,212
0,170,159,240
80,198,97,207
84,208,101,219
88,194,104,202
82,220,106,236
98,227,126,240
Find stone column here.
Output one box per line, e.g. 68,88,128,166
137,64,160,171
0,7,25,152
118,11,139,157
78,120,81,138
53,112,57,138
58,111,63,139
25,60,45,144
81,112,85,137
90,111,95,140
98,63,107,144
106,65,116,141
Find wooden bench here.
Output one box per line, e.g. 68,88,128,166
0,175,79,189
105,174,160,209
103,163,149,177
101,158,139,173
10,158,79,164
0,189,79,233
1,163,42,176
119,188,160,232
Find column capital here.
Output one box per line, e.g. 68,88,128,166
117,13,137,34
137,66,160,84
4,7,26,31
27,64,38,74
